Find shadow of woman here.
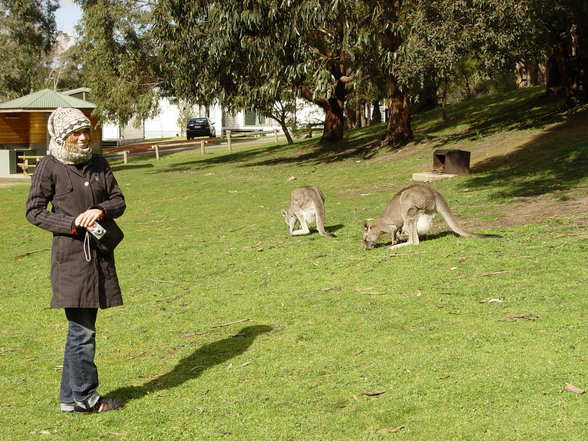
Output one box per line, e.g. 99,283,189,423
107,325,273,403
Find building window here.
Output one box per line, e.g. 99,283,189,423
244,111,267,126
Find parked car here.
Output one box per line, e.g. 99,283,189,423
186,117,216,139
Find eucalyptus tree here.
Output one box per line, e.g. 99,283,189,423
357,0,573,146
76,0,585,152
356,0,476,146
151,0,367,145
425,0,587,106
538,0,587,104
0,0,58,100
76,0,160,127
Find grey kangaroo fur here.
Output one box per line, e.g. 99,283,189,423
281,185,335,237
363,183,502,250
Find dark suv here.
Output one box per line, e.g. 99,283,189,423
186,117,216,139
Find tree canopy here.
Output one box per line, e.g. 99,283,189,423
75,0,587,148
76,0,159,126
0,0,58,100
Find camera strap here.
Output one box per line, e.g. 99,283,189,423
83,231,92,262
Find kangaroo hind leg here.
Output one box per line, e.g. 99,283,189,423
291,210,311,235
390,210,420,249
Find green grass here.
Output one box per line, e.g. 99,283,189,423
1,87,587,440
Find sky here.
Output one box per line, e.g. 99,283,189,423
54,0,83,37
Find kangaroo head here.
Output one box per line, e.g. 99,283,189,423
363,220,379,250
281,209,297,233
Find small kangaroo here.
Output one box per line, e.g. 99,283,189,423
281,186,335,237
363,183,501,250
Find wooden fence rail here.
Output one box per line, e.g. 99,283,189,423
106,129,282,162
17,155,44,176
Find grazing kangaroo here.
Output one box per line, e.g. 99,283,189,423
281,186,335,237
363,184,501,250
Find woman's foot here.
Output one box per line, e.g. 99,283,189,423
69,397,124,413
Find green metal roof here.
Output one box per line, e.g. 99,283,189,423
0,89,95,111
61,87,91,96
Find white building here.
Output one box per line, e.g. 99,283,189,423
65,89,325,145
104,95,330,144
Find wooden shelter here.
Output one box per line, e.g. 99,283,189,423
0,89,99,175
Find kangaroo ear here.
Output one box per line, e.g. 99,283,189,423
363,220,370,231
280,209,287,219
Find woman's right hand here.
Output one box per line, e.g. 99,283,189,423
75,209,103,229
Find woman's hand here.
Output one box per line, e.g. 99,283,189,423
75,209,103,229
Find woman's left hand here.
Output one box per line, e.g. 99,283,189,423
75,209,103,229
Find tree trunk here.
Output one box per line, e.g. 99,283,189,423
383,76,413,147
371,100,381,123
546,17,588,105
546,40,569,98
359,99,367,127
318,79,346,144
321,97,345,144
572,22,588,103
300,81,346,144
516,61,543,88
345,104,357,129
278,121,294,144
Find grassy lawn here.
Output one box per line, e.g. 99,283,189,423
1,87,587,440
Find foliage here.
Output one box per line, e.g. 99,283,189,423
0,0,58,100
151,0,367,144
44,32,84,91
75,0,160,126
1,87,587,440
75,0,585,149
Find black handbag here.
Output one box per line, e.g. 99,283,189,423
88,218,124,253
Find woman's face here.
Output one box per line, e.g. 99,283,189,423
66,128,91,150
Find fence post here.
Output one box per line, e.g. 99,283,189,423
122,151,128,164
227,130,232,152
152,144,160,160
201,139,206,154
274,129,279,144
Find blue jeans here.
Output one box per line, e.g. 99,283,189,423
60,308,100,406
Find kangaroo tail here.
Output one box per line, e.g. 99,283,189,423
433,188,502,239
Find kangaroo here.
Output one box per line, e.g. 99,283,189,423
363,183,501,250
281,186,335,237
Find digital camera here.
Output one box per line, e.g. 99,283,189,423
89,222,106,240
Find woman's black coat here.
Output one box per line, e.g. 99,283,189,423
26,154,126,308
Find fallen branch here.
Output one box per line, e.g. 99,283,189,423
388,425,406,433
363,390,386,396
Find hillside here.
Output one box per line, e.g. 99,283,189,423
332,86,588,229
414,88,587,228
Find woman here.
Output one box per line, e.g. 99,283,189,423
26,107,126,413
